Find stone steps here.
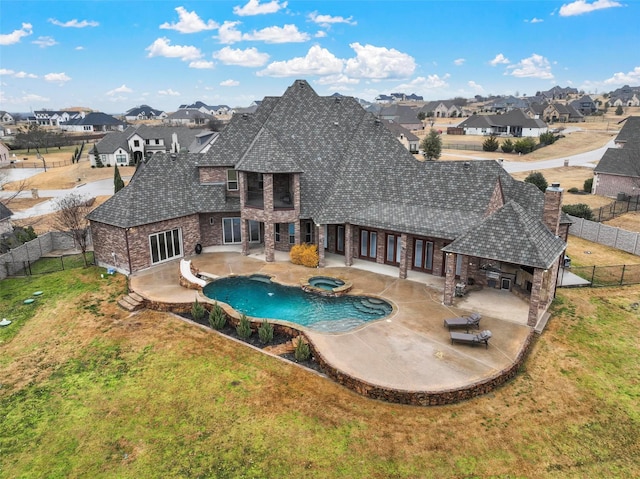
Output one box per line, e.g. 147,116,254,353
117,293,145,312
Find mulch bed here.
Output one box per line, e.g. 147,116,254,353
177,312,324,374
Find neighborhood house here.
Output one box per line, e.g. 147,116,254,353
88,80,568,328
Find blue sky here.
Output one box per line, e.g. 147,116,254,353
1,0,639,113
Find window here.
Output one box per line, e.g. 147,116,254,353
258,173,264,190
209,217,215,225
304,222,313,243
134,140,140,147
385,234,402,265
249,220,260,243
149,228,182,264
116,154,127,164
145,139,150,145
155,139,160,145
413,239,433,272
360,229,377,260
275,224,281,242
336,226,345,253
222,218,241,244
288,223,295,244
227,170,238,191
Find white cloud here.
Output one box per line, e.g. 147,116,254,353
316,74,360,91
244,24,310,43
559,0,622,16
158,88,180,96
468,80,485,93
0,69,38,79
489,53,510,66
603,66,640,85
220,79,240,87
308,12,357,27
454,58,465,66
396,74,450,90
315,30,327,38
508,53,554,79
189,60,215,69
146,37,202,61
214,46,269,67
75,46,85,50
106,84,133,96
344,43,415,79
525,17,544,23
257,45,343,77
0,23,33,45
233,0,288,16
159,7,218,33
32,36,58,48
44,72,71,83
217,21,243,44
0,92,50,105
48,18,99,28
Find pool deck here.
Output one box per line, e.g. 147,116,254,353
129,248,533,394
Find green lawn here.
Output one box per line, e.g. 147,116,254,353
1,265,639,478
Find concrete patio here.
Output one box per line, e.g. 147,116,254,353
129,248,533,396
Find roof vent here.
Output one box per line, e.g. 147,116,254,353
334,96,342,103
375,118,381,125
170,153,177,160
463,161,470,169
334,121,339,126
242,113,248,119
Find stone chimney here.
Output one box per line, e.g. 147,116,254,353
543,183,563,235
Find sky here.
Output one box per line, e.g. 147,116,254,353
1,0,640,114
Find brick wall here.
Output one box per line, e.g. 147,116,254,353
594,173,640,198
198,166,226,184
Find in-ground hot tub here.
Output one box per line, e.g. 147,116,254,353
303,276,352,295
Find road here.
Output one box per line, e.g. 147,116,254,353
2,138,614,218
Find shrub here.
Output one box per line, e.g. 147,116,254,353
539,131,556,145
514,137,537,154
524,171,548,192
208,302,226,330
615,105,624,115
258,319,274,344
501,138,514,153
290,243,319,268
294,336,311,362
562,203,594,220
568,187,579,194
584,177,593,193
236,313,252,339
191,298,205,321
482,134,499,152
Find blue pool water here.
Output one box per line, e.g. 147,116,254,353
203,275,392,332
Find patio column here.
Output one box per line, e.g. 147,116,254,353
264,222,275,262
344,223,353,266
527,267,545,327
399,233,408,279
443,252,456,306
317,224,325,268
240,219,249,256
294,221,301,245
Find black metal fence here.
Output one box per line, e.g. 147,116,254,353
592,195,640,222
569,264,640,287
4,252,93,277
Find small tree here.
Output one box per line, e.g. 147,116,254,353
584,177,593,193
539,131,556,145
236,313,252,339
482,134,499,152
208,302,227,330
417,111,426,121
258,319,274,344
114,165,125,193
524,171,548,192
52,193,93,267
93,146,103,167
514,137,537,154
501,138,514,153
191,298,205,321
615,105,624,115
562,204,594,220
421,128,442,161
294,336,311,362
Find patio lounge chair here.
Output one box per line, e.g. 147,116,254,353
443,312,481,331
450,330,492,349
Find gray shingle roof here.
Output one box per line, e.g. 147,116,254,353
458,109,547,129
0,203,13,221
442,201,566,269
594,146,640,176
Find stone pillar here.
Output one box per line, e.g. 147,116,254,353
459,254,469,283
238,172,246,209
527,268,545,327
294,221,301,245
263,174,274,212
399,233,408,279
264,222,275,262
344,223,353,266
543,183,564,235
443,252,456,306
317,224,325,268
240,219,249,256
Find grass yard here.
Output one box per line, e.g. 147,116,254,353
1,262,639,478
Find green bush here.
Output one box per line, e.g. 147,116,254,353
568,187,579,194
524,171,548,192
236,313,252,339
539,131,556,145
514,137,537,154
258,319,274,344
191,298,205,321
482,134,499,152
208,302,226,330
584,177,593,193
501,138,514,153
562,203,594,220
294,337,311,362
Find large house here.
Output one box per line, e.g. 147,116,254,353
60,112,125,133
90,125,218,166
593,117,640,197
88,80,568,328
124,105,167,122
457,109,548,137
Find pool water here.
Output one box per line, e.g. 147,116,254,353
203,276,392,332
309,276,345,291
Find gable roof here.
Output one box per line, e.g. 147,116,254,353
458,109,547,129
443,201,566,269
62,112,124,126
0,203,13,221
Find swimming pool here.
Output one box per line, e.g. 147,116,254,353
202,275,393,333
